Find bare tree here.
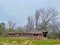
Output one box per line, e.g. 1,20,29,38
8,20,16,32
27,16,34,31
35,10,40,30
35,8,58,30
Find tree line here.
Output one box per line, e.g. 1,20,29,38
0,8,60,39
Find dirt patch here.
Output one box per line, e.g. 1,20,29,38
54,44,60,45
3,43,8,45
21,40,34,45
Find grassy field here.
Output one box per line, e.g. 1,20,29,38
0,37,60,45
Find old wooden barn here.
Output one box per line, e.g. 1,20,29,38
7,30,48,38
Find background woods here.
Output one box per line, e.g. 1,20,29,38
0,8,60,39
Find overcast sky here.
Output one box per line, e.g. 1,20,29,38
0,0,60,26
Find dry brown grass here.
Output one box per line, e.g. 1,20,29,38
53,44,60,45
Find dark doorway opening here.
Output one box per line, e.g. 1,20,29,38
43,32,48,37
34,34,38,36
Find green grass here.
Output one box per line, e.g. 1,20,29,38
0,37,60,45
32,39,60,45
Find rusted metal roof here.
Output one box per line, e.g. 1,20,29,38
8,30,47,34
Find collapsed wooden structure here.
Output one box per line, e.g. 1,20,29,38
7,30,48,38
